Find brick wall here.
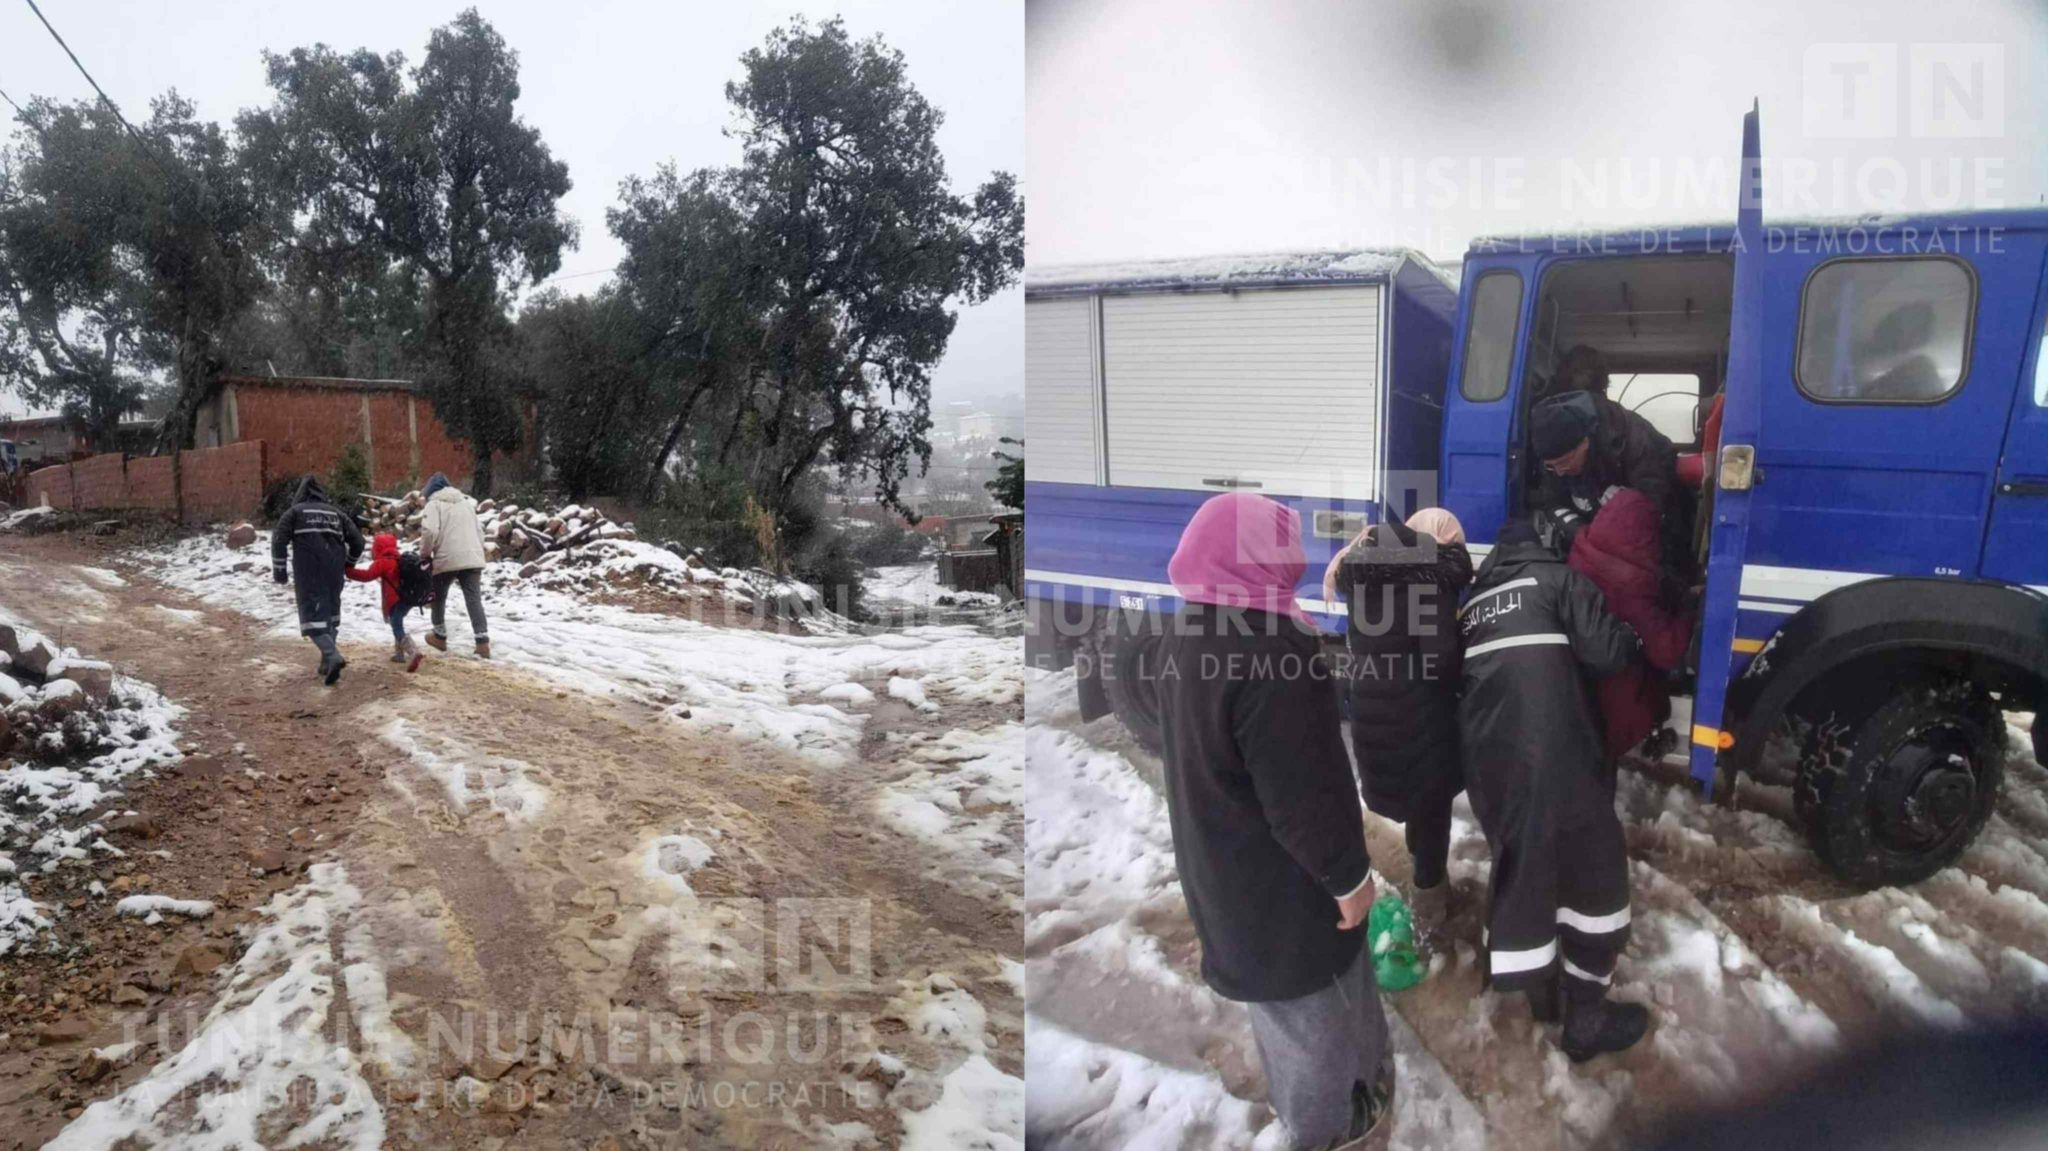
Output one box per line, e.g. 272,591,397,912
178,441,267,525
71,454,127,510
24,442,266,524
127,456,174,508
27,462,73,510
230,384,387,488
224,381,534,493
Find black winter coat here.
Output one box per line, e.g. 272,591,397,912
1339,521,1474,822
1531,392,1677,549
271,476,364,635
1156,604,1371,1003
1458,540,1638,809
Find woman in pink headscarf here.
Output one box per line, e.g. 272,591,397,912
1155,492,1396,1148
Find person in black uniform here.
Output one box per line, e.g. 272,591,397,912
271,474,365,684
1458,518,1651,1062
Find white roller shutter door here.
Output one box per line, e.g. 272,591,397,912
1024,297,1104,484
1102,286,1381,500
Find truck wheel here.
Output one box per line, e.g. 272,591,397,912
1102,632,1166,755
1811,675,2005,889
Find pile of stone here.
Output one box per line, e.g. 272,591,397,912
360,492,637,565
0,623,118,759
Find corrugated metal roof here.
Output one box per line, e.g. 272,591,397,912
1026,248,1452,296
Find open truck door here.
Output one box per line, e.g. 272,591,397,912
1687,103,1765,792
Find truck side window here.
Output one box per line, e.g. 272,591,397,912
1459,270,1522,402
1796,257,1974,404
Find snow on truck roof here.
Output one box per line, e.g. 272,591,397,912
1025,248,1453,297
1469,207,2048,255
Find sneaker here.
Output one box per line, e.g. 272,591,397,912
324,654,348,686
426,634,448,652
390,651,409,664
407,652,424,674
1325,1059,1396,1149
474,640,492,660
1562,996,1651,1063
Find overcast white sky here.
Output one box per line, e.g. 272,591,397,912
1029,0,2048,269
0,0,1022,418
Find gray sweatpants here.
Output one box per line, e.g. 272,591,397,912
1246,947,1390,1149
430,568,488,641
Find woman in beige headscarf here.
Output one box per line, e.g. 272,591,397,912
1327,507,1473,951
1322,507,1465,602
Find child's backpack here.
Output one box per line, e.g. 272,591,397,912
396,552,435,609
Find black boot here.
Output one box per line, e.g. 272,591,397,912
1561,990,1651,1062
1324,1059,1395,1150
325,653,347,685
1526,976,1561,1024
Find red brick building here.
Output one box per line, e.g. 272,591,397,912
194,376,536,492
27,377,538,524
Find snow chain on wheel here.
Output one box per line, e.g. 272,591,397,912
1812,673,2005,889
1102,632,1166,755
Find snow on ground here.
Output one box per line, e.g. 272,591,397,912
878,722,1025,906
113,894,215,921
47,863,387,1151
0,614,184,955
0,505,55,531
1025,666,2048,1148
377,717,548,824
1024,669,1487,1150
867,562,1001,613
642,832,717,897
143,533,1018,769
881,972,1025,1151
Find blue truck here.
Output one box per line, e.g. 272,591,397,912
1024,109,2048,888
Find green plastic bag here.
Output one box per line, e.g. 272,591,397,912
1369,888,1426,991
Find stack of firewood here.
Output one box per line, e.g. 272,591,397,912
359,492,636,564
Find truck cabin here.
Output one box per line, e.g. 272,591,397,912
1450,232,1736,555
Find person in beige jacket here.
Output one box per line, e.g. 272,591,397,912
418,472,491,658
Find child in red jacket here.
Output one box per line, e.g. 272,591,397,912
1566,488,1693,762
347,533,423,672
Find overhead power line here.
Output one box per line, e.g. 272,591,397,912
21,0,151,150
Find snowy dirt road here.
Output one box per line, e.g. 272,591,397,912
1023,669,2048,1150
0,531,1022,1151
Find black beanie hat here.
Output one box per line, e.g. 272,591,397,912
1531,391,1599,460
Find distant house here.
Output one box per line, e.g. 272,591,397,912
956,412,999,442
193,376,536,491
0,415,84,466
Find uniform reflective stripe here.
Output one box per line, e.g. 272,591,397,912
1487,938,1558,975
1458,577,1538,616
1556,905,1631,934
1561,957,1612,985
302,621,327,631
1464,633,1570,658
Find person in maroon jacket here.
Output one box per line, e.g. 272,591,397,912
1566,488,1694,763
